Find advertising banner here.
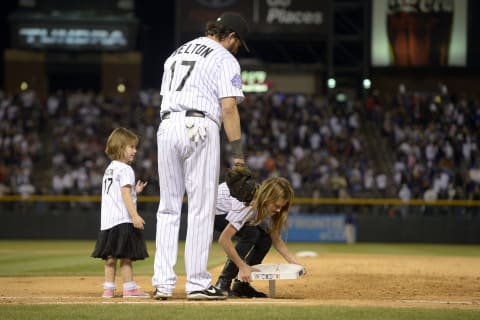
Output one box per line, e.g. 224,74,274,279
9,14,138,51
178,0,330,38
371,0,467,67
286,213,355,243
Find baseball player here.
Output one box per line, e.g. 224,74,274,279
216,177,306,298
91,127,149,299
152,12,250,300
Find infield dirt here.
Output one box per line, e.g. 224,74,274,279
1,253,479,309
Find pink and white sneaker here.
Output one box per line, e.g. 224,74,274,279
123,288,150,298
102,288,115,298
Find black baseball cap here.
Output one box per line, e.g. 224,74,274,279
216,12,249,52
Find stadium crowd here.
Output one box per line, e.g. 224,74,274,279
367,84,480,202
1,87,479,206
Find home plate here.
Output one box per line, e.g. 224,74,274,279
239,263,305,298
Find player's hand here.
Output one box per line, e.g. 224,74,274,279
291,261,307,275
238,265,260,283
135,180,148,193
132,215,145,230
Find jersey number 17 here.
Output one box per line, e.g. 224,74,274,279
169,60,196,91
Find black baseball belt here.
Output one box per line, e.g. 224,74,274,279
161,110,205,120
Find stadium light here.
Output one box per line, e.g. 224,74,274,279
117,83,126,93
327,78,336,89
336,92,347,102
20,81,29,91
363,78,371,90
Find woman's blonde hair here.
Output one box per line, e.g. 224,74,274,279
251,176,294,235
105,127,139,161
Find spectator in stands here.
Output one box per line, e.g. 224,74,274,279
2,85,479,209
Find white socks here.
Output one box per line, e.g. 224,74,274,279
123,281,137,291
103,282,116,290
104,281,138,290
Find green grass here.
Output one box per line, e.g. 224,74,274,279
0,304,478,320
0,240,226,276
305,243,480,256
0,241,479,276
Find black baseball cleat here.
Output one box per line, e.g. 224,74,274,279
152,289,172,300
186,285,228,300
215,277,232,295
230,281,268,298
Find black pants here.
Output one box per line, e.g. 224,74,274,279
214,214,272,279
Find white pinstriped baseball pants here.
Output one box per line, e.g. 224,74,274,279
152,111,220,294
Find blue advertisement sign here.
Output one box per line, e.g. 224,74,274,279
286,213,355,242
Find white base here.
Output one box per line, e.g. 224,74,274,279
238,263,305,298
250,263,305,280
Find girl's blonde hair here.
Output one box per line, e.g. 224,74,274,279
251,176,294,235
105,127,139,161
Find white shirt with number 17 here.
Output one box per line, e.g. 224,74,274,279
100,160,136,230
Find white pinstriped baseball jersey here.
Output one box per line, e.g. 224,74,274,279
216,182,271,232
153,35,246,294
160,36,245,125
100,160,136,230
216,182,244,215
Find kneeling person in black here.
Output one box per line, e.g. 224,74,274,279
214,177,304,298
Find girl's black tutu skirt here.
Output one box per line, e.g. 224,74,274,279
91,223,149,261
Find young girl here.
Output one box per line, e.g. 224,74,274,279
216,176,306,298
91,127,150,298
